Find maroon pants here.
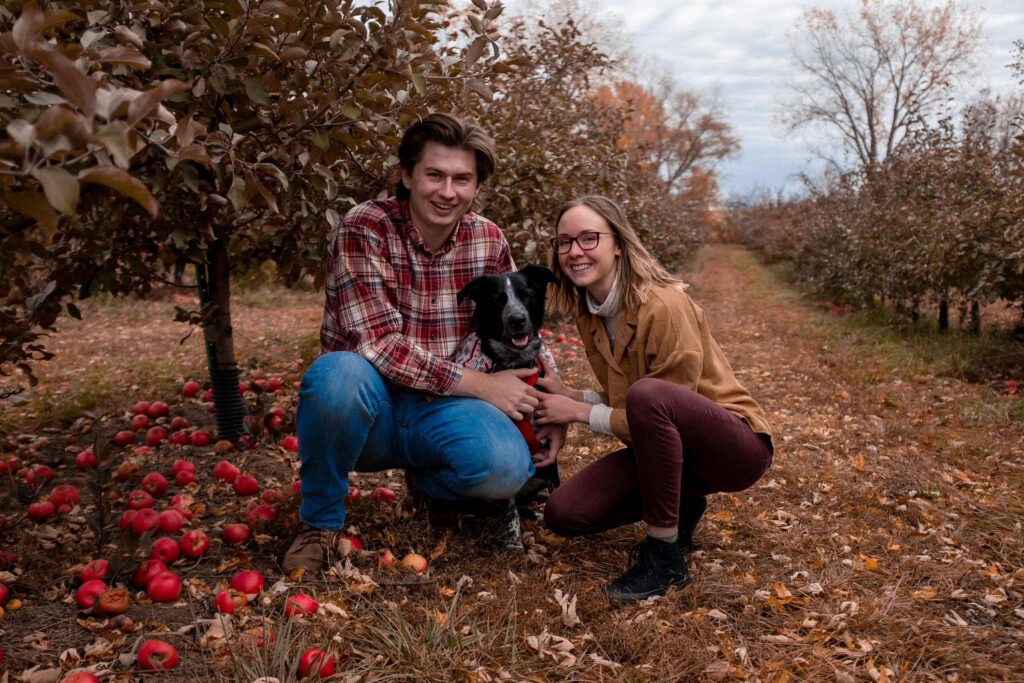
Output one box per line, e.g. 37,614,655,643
544,378,772,535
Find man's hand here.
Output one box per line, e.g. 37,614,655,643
532,422,565,468
453,367,542,421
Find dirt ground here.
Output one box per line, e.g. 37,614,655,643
0,244,1022,682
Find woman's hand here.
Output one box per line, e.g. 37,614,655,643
535,392,590,427
535,357,580,399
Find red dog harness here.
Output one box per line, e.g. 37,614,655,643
514,359,544,454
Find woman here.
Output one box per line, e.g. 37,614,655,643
535,196,773,605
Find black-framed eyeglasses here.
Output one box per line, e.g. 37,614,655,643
549,232,616,254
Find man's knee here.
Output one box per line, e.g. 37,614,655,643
300,352,380,413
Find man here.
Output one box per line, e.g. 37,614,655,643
283,113,564,573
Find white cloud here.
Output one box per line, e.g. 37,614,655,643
593,0,1024,197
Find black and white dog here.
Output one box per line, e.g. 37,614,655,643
456,265,561,551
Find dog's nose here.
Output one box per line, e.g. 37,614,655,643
507,312,528,330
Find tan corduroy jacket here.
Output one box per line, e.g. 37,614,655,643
576,283,773,443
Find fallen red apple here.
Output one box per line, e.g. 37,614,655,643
151,536,181,564
189,430,212,446
130,508,161,535
133,559,166,588
344,486,359,503
229,570,264,596
95,587,131,616
297,648,335,679
25,465,54,487
127,489,154,510
284,593,319,618
146,426,168,447
171,459,195,476
146,570,181,602
346,536,363,550
399,553,428,574
232,474,259,496
0,582,9,605
281,435,299,452
75,450,98,469
201,389,213,402
214,589,247,614
246,504,276,526
61,672,100,683
50,484,80,508
114,430,136,447
159,509,185,534
371,487,397,502
147,401,170,418
169,430,189,446
75,579,107,610
26,500,55,522
261,489,286,506
238,381,248,395
115,461,140,480
182,380,200,398
174,470,195,486
213,460,239,482
179,529,210,558
170,416,189,430
377,548,396,568
266,377,282,392
118,509,137,531
221,523,251,545
132,400,150,415
80,558,111,582
142,472,168,496
131,413,150,431
137,639,178,670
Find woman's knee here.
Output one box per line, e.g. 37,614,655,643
543,488,591,537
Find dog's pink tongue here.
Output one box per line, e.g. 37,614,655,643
512,334,530,347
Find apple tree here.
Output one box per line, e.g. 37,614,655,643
0,0,504,439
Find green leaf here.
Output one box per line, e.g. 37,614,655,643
243,77,270,105
341,101,362,119
466,78,493,101
94,46,152,69
78,166,158,216
27,45,97,119
126,79,190,128
410,73,427,95
92,123,131,168
227,175,247,212
465,35,487,69
31,166,79,215
7,119,36,148
26,280,57,313
1,190,59,229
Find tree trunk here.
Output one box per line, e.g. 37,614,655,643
969,300,981,336
938,297,949,332
195,238,246,442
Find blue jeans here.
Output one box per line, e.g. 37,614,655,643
296,352,535,530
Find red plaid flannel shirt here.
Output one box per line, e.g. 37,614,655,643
320,198,516,395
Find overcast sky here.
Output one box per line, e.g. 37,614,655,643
576,1,1024,199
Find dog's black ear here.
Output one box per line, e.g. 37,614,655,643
520,265,558,288
457,276,485,305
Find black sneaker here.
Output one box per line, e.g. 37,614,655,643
606,536,691,605
678,496,708,555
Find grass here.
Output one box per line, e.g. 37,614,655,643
2,246,1024,680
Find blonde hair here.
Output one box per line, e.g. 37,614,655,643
548,195,682,314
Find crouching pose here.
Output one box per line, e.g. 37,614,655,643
282,114,565,574
534,196,773,604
